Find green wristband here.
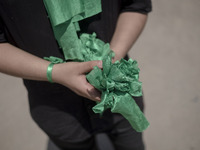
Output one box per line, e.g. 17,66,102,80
46,62,55,83
44,56,64,83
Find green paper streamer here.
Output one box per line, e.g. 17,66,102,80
43,0,149,132
43,0,102,61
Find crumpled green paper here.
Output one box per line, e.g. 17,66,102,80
43,0,149,132
80,33,115,61
86,54,149,132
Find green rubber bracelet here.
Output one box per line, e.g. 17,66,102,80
46,62,55,83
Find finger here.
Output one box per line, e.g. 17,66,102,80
78,60,102,74
75,75,101,101
84,80,101,101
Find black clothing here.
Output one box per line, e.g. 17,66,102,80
0,0,152,149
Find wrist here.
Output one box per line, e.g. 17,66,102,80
111,51,126,63
51,63,65,84
44,56,65,83
110,46,127,61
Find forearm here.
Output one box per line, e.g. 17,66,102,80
110,12,148,61
0,43,49,81
0,43,102,101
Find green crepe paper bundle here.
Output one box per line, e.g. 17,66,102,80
43,0,149,132
86,54,149,132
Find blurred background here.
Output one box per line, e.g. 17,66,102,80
0,0,200,150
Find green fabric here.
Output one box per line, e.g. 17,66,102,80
43,0,149,132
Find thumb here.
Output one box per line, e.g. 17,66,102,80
78,60,102,74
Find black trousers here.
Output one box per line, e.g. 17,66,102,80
24,77,145,150
48,115,144,150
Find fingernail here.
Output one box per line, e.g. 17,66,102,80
96,97,101,102
97,61,102,68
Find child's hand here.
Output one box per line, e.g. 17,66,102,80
52,60,102,102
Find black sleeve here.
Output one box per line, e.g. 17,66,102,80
121,0,152,14
0,17,7,43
